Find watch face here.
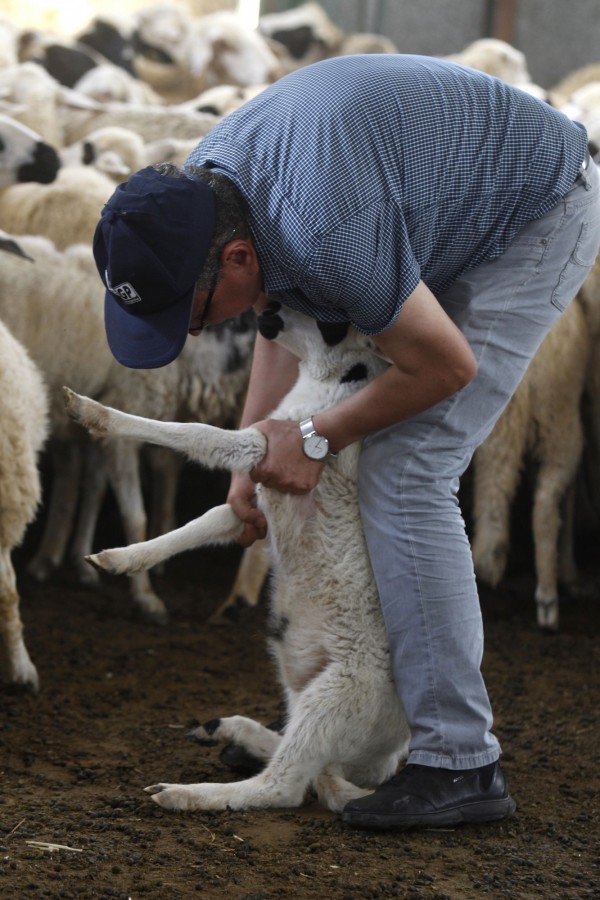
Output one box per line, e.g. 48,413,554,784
304,433,329,460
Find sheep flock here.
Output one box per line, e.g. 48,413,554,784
1,0,600,690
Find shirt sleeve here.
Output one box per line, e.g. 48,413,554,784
306,199,422,335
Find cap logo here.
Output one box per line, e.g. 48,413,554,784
106,269,142,305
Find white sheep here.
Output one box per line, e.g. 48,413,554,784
63,302,411,814
62,101,217,146
0,231,254,624
0,165,115,249
0,317,48,691
0,61,97,148
471,297,591,630
175,82,268,118
60,126,150,180
445,38,546,99
258,1,397,73
131,5,282,103
72,62,164,106
0,113,60,186
258,1,344,73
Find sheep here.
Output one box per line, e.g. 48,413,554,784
0,164,115,249
63,302,411,814
0,61,98,148
69,312,256,624
470,297,591,631
131,5,282,103
258,1,345,73
0,113,60,186
72,62,164,106
75,13,137,75
60,126,150,181
175,82,268,118
0,231,255,624
0,316,48,691
258,1,397,74
0,234,117,593
445,38,547,100
558,82,600,155
62,101,217,146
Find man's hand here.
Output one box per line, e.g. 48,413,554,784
250,419,325,494
227,472,268,547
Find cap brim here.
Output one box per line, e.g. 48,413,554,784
104,285,194,369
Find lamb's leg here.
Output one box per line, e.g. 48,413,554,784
63,388,266,473
187,715,283,762
0,549,38,690
146,663,407,813
209,540,270,625
87,504,243,575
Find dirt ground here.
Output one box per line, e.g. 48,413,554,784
1,466,599,900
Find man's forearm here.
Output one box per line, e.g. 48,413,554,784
239,332,300,428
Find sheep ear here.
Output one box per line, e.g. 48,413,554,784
0,233,34,261
316,321,349,346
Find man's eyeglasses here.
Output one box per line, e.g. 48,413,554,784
196,268,219,332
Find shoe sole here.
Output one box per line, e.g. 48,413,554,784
342,796,517,830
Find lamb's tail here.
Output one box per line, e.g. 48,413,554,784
86,504,243,576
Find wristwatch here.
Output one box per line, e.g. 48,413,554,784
299,417,332,460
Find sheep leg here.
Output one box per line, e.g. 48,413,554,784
63,388,266,473
100,438,169,624
68,440,108,586
209,539,270,625
146,446,182,539
86,504,243,575
471,405,528,587
533,457,581,631
0,549,38,690
27,440,83,580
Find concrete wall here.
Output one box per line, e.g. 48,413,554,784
316,0,600,90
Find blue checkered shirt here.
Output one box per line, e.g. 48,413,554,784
186,54,587,335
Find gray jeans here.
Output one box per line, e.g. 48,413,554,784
358,159,600,769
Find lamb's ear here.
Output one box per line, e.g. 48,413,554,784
257,301,284,340
316,321,349,346
0,233,34,261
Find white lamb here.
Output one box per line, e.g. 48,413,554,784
471,297,590,631
63,302,410,814
0,318,48,691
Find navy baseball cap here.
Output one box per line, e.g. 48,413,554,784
93,166,216,368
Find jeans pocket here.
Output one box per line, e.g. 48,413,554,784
552,219,600,311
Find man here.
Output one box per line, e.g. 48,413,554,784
93,54,600,829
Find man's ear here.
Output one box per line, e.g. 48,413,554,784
221,238,259,273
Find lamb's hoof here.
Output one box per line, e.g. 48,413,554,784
219,744,265,775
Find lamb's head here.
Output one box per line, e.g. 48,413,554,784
257,300,389,387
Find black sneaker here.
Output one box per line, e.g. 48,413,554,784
342,761,516,829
